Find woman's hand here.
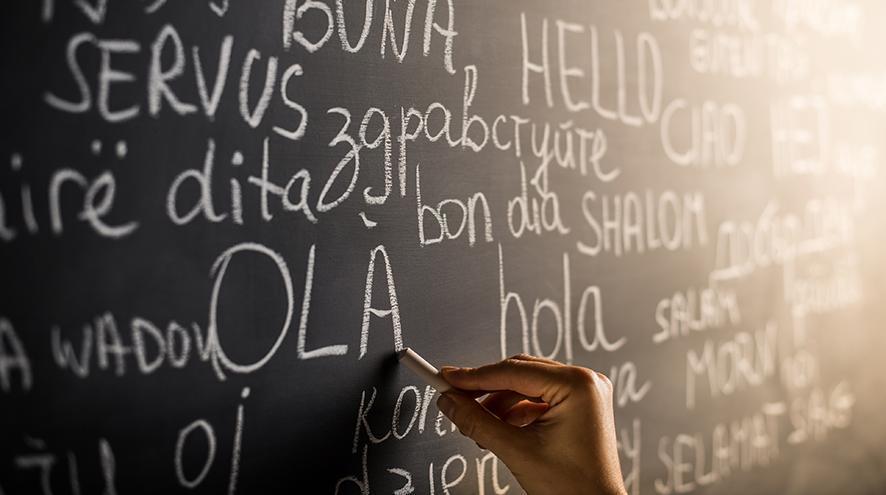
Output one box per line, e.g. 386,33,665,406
437,354,627,495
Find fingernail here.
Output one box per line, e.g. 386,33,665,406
437,394,454,416
440,366,459,375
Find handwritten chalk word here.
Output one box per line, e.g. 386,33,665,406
0,162,138,242
787,382,854,445
499,245,626,364
283,0,456,74
521,13,663,126
689,30,764,79
51,311,217,379
351,385,437,453
0,318,32,393
174,389,248,493
507,160,570,239
660,99,746,168
13,437,80,495
770,95,829,178
416,163,493,247
166,129,390,227
686,322,778,410
649,0,760,31
710,198,854,283
578,190,708,257
323,74,614,210
13,437,119,495
609,362,653,408
405,106,614,193
689,30,810,83
653,284,740,345
618,419,642,495
654,402,785,495
772,0,862,39
168,138,322,227
44,26,307,138
336,445,511,495
784,256,863,316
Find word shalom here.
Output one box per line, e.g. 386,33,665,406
577,190,708,257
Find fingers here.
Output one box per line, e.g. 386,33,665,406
481,390,550,427
437,392,528,456
481,390,529,418
509,353,562,366
501,401,549,427
441,358,569,404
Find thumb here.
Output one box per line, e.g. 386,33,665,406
437,392,528,457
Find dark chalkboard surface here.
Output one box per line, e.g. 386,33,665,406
3,0,886,493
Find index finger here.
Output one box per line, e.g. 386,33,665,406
440,359,570,405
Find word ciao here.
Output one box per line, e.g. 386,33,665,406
660,100,745,168
50,242,408,382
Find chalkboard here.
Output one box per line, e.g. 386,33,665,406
3,0,886,493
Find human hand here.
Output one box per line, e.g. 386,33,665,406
437,355,626,495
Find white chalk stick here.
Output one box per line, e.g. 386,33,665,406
397,348,452,392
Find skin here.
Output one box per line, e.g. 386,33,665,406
436,354,627,495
